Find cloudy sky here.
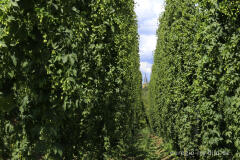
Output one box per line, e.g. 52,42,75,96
134,0,165,82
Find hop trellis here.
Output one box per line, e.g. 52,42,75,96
149,0,240,159
0,0,142,159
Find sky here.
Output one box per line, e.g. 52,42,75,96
134,0,165,82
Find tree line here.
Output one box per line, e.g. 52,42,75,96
0,0,142,159
149,0,240,159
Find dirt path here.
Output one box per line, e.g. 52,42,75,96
125,128,177,160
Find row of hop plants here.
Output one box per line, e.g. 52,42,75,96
0,0,142,159
149,0,240,159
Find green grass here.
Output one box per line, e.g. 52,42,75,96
123,127,177,160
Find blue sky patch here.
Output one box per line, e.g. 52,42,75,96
134,0,165,81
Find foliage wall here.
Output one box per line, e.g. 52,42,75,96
0,0,142,159
149,0,240,159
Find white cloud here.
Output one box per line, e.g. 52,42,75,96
140,61,152,81
134,0,165,80
140,61,152,74
152,1,165,17
134,0,165,21
139,34,157,61
139,18,159,34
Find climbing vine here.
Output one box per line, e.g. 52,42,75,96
0,0,142,159
149,0,240,159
